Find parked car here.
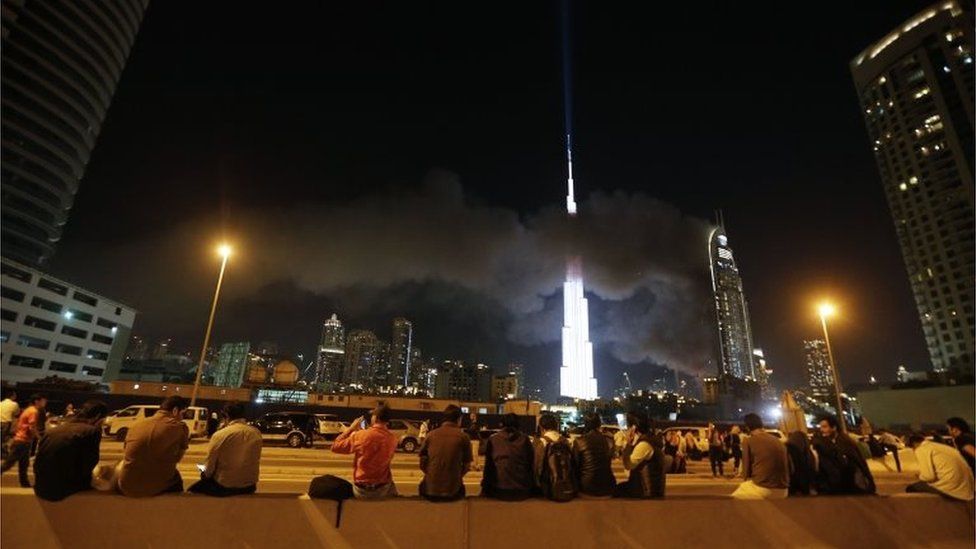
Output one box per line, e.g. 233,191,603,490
103,405,209,441
386,419,422,453
252,412,319,448
315,413,346,441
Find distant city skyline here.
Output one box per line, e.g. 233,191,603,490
13,0,963,393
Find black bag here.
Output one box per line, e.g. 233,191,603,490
308,474,353,500
542,438,577,502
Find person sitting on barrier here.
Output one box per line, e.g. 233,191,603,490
532,413,563,490
731,413,788,499
905,433,975,501
117,396,189,497
481,413,534,500
614,412,666,498
189,402,262,497
811,414,875,495
1,393,46,487
572,412,615,498
331,403,399,499
419,404,471,501
945,417,975,474
785,431,817,495
32,399,107,501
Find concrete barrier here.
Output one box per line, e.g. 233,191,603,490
2,489,973,548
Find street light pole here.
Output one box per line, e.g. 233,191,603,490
190,245,231,407
818,303,847,434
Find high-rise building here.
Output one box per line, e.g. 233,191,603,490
212,342,251,388
490,373,520,401
150,338,172,360
0,258,135,382
343,329,382,387
125,335,149,361
315,313,345,389
558,3,597,400
851,1,975,373
752,348,773,398
804,339,834,403
708,225,755,380
1,1,150,266
389,317,412,388
434,360,492,401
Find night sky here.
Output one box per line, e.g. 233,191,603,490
47,1,936,396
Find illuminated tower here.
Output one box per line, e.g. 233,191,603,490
557,2,596,400
850,1,974,373
708,223,755,380
315,313,345,389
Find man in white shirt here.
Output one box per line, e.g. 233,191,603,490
906,434,974,501
189,402,262,497
0,390,20,456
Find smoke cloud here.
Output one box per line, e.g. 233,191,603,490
56,170,716,374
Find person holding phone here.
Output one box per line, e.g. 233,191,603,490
331,404,399,499
188,402,262,497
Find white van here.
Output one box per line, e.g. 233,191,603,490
103,405,209,441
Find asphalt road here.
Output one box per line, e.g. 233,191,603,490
2,439,919,496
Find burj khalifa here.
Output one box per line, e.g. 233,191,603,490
558,1,597,400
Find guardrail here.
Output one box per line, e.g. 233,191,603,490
2,489,972,548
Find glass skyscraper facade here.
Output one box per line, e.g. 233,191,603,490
708,226,755,380
1,0,150,266
851,1,974,373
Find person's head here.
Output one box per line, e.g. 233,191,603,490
223,402,246,421
628,412,650,435
906,433,926,449
582,412,601,433
470,411,478,420
159,395,188,417
371,404,391,425
817,414,839,437
538,413,559,433
4,389,16,401
787,431,809,449
501,413,520,431
65,403,74,411
29,393,47,410
442,404,462,426
946,417,971,438
731,425,741,435
75,400,108,424
743,413,763,433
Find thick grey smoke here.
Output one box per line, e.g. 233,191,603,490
61,170,715,372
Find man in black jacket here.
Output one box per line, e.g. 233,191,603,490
481,413,535,500
33,400,107,501
571,412,616,497
812,414,876,495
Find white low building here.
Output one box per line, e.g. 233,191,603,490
1,258,135,383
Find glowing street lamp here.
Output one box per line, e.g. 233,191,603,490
817,300,847,434
190,244,232,407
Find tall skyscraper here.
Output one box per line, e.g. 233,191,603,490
434,360,492,401
804,339,835,403
343,329,382,387
1,1,150,266
315,313,345,389
708,225,756,380
851,1,974,373
752,348,773,398
389,317,413,388
212,342,251,388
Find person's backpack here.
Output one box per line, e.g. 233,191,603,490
307,474,353,528
542,437,577,502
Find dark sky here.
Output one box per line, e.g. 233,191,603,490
48,1,936,395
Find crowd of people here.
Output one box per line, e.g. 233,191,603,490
0,388,973,504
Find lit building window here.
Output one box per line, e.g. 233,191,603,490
913,87,931,99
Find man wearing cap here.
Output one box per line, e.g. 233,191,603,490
331,404,399,499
